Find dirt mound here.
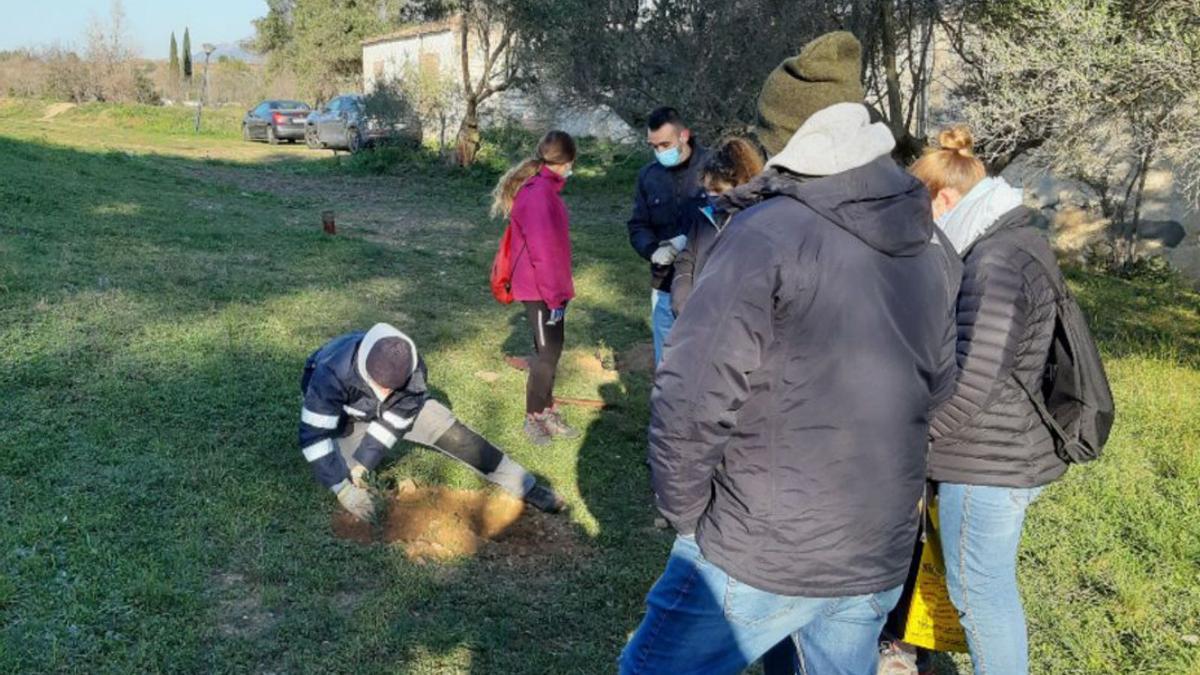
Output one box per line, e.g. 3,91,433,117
332,484,580,562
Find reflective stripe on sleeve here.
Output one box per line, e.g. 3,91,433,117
301,407,340,429
367,422,398,448
302,439,335,462
382,411,414,430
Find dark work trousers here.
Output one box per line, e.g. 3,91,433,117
523,300,565,414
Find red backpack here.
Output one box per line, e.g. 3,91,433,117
490,223,527,304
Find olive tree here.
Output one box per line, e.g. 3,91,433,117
512,0,942,159
950,0,1200,267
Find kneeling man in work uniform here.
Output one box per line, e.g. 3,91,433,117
299,323,565,520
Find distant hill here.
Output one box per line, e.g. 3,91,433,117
193,41,263,65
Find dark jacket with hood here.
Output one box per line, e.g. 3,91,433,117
299,324,430,490
929,205,1064,487
649,104,959,596
627,139,710,292
670,202,732,317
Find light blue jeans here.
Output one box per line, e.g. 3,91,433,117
619,535,903,675
651,289,675,366
938,483,1045,675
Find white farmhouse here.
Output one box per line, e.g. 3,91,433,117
362,18,632,142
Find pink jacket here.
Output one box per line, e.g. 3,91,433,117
510,167,574,309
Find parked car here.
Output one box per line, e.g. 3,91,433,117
242,100,312,145
304,94,417,153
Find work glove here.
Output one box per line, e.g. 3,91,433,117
651,243,679,266
350,464,370,489
651,235,689,266
547,307,566,324
336,482,376,522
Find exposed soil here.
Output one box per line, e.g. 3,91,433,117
211,572,276,638
504,342,653,376
572,351,620,382
331,484,583,563
39,103,76,121
615,342,655,374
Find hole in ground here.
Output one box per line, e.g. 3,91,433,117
331,484,583,562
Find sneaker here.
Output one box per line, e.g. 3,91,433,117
544,405,581,439
877,641,920,675
523,484,566,513
524,413,553,446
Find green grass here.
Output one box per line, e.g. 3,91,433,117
1,100,1198,673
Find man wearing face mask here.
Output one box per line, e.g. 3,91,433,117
626,107,710,365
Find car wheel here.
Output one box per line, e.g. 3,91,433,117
242,124,251,142
305,127,321,149
347,128,364,154
267,125,279,145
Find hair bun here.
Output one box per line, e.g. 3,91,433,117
938,126,976,157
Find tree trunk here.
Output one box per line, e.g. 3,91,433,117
879,0,906,139
1124,144,1156,268
456,99,481,167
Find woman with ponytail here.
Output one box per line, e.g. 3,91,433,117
669,136,765,317
908,127,1063,675
492,131,579,445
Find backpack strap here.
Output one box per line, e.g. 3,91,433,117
1010,368,1072,443
1001,230,1073,446
510,222,530,276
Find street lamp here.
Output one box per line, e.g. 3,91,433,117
194,43,217,133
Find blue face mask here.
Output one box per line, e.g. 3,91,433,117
655,144,683,168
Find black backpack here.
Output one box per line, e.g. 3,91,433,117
1008,230,1116,463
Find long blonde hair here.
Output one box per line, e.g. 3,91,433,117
490,130,577,219
909,126,988,197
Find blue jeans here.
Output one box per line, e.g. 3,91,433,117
938,483,1044,675
619,535,903,675
651,289,675,366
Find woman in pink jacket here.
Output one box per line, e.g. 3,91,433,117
491,131,578,445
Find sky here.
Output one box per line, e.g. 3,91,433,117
0,0,267,59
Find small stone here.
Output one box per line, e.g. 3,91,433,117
653,517,669,530
1182,634,1200,646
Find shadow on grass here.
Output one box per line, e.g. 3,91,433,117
0,132,661,673
5,129,1194,673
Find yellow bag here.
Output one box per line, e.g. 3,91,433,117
900,498,969,653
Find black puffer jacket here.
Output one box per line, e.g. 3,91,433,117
930,206,1065,488
650,159,959,597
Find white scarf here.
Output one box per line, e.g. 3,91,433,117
937,176,1025,254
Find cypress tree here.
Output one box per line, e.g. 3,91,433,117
182,28,193,80
168,32,180,86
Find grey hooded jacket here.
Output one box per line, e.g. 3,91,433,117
649,157,960,597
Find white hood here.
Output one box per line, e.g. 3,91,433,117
766,102,896,177
356,322,418,400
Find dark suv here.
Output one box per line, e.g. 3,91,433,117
242,100,311,144
304,94,417,153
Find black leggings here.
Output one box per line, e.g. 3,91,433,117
523,301,565,414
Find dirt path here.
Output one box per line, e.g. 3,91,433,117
39,102,75,121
